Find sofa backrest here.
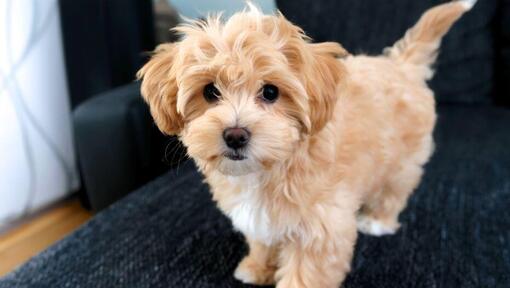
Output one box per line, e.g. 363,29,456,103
59,0,155,109
277,0,502,105
496,0,510,106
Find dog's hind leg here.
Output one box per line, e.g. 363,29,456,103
357,162,424,236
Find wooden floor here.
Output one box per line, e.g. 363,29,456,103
0,198,92,276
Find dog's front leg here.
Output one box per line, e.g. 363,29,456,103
275,212,357,288
234,237,278,285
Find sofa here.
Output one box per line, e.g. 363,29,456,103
1,0,509,287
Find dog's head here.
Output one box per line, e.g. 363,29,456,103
137,5,347,176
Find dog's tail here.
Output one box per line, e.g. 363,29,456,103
384,0,476,78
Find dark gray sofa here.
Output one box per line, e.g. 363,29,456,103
1,0,509,287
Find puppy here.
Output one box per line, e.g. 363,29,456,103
138,1,476,287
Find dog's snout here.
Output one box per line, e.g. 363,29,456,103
223,127,250,149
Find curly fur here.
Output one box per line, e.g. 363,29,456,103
137,1,474,287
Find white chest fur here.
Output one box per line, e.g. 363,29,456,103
225,176,275,245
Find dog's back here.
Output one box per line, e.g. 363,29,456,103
333,0,476,236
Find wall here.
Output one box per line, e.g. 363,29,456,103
168,0,276,19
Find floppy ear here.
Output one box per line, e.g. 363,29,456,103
305,42,348,134
137,43,183,135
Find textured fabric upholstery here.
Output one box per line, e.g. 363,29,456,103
276,0,499,104
1,105,509,288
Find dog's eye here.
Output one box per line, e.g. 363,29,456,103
261,84,279,103
203,83,221,102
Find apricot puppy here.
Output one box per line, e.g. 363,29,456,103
138,1,476,287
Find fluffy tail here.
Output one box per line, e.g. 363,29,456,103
385,0,476,76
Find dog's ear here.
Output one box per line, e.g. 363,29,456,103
304,42,347,134
137,43,183,135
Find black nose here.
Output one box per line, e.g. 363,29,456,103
223,127,250,149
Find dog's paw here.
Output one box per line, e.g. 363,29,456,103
356,215,399,236
234,257,276,285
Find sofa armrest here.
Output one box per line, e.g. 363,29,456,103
73,82,174,211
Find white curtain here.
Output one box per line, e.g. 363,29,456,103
0,0,79,228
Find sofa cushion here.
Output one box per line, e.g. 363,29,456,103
276,0,498,104
1,105,509,288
